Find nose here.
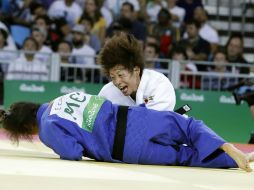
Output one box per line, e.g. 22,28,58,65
114,77,122,87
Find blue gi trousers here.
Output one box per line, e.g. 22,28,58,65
122,106,237,168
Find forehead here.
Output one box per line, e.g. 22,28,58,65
145,46,155,52
32,30,43,36
59,42,70,48
215,52,226,57
24,39,36,46
230,38,242,45
109,65,127,73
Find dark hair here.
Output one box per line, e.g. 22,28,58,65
79,14,95,27
225,33,244,49
185,19,201,29
0,29,8,46
83,0,102,23
57,40,73,51
214,47,226,56
158,8,171,20
34,15,51,26
23,37,39,50
122,2,134,12
170,45,188,59
30,2,45,15
0,102,41,143
97,32,144,77
146,43,160,54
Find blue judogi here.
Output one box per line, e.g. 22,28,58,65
36,92,237,168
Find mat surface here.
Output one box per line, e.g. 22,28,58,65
0,129,254,190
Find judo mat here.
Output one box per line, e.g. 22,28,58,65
0,129,254,190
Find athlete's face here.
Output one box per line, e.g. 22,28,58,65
109,65,141,96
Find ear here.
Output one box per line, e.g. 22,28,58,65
133,66,140,75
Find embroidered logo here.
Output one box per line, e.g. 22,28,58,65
143,96,154,104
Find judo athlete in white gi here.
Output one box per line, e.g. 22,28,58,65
97,32,176,111
1,92,254,172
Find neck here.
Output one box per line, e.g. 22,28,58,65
130,92,136,101
25,54,34,61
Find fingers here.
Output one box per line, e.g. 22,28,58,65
247,152,254,162
242,163,253,172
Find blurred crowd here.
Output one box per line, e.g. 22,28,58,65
0,0,252,87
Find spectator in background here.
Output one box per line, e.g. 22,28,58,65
209,49,229,73
178,20,210,71
8,0,34,25
30,2,47,19
167,0,186,29
6,37,49,81
0,28,15,53
71,24,96,66
81,0,107,45
98,0,113,28
104,0,140,18
48,0,82,27
144,42,161,68
79,15,101,54
76,0,113,28
176,0,203,23
31,26,52,63
170,45,199,89
150,8,180,58
51,17,72,45
0,21,17,50
226,33,249,74
146,34,159,45
38,0,55,9
107,2,147,43
56,40,74,82
34,15,53,47
146,0,167,23
0,28,17,73
202,49,237,91
57,40,73,64
193,6,219,57
2,1,45,26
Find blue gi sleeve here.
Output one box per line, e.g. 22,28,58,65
40,122,84,161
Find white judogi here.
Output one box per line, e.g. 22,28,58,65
98,69,176,111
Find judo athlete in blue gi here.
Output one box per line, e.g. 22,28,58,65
1,92,254,172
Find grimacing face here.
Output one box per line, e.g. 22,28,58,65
109,65,141,96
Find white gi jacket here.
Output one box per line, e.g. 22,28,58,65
98,69,176,111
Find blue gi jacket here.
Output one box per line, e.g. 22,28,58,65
37,92,237,168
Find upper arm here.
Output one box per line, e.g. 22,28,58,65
146,80,176,111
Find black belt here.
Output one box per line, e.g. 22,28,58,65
174,104,192,115
112,106,129,161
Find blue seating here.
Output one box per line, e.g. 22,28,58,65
10,25,31,48
0,0,10,13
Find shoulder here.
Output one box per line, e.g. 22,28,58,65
82,45,96,54
99,82,121,96
49,1,63,8
143,69,171,83
140,69,174,93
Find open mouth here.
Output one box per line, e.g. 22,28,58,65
120,86,128,95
